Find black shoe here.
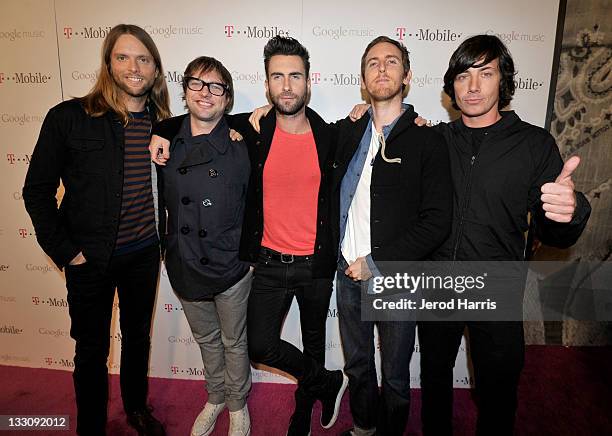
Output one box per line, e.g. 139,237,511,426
126,407,166,436
287,387,314,436
319,370,348,429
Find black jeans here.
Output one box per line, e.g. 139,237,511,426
247,248,333,379
65,244,160,436
418,321,525,436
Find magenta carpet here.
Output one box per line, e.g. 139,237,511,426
1,345,611,435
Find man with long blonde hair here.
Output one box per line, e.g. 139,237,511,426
23,24,170,435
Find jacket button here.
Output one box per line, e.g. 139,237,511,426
115,193,120,198
374,219,380,223
179,168,187,175
181,226,190,235
319,197,325,203
199,257,209,265
319,220,324,225
373,245,380,249
181,196,191,205
317,244,322,250
254,231,259,236
198,229,207,238
258,163,263,168
256,140,261,145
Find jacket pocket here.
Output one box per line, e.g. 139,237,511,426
221,182,246,228
371,162,402,186
67,138,106,175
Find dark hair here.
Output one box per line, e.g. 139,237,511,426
361,36,411,88
443,34,516,110
263,36,310,77
182,56,234,113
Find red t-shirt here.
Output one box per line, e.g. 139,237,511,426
261,126,320,255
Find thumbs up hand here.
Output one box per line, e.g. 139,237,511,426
540,156,580,223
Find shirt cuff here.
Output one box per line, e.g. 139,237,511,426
365,254,382,278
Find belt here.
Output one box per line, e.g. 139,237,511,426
261,247,313,264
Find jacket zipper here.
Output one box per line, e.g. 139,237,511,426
452,154,476,260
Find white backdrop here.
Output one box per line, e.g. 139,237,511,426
0,0,561,387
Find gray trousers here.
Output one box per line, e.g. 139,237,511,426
178,269,253,411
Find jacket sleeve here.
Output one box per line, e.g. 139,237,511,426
151,114,187,139
226,112,259,139
155,163,167,260
22,107,80,269
374,131,453,262
528,133,591,248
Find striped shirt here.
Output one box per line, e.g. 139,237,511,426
113,111,158,255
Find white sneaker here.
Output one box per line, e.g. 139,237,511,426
191,402,225,436
228,405,251,436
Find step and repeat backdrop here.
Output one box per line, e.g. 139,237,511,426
1,0,561,387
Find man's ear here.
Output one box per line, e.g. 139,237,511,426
404,70,412,87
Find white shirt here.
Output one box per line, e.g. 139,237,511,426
341,122,381,263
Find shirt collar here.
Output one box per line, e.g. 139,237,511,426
367,102,409,137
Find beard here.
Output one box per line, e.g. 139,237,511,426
111,72,154,99
367,78,404,102
270,90,308,116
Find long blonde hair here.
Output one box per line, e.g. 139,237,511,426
80,24,171,124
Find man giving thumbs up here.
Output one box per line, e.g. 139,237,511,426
418,34,591,436
541,155,581,223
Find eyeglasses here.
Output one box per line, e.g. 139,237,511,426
184,76,229,96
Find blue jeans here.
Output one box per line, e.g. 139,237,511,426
336,257,415,435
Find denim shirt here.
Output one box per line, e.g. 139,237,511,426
338,104,409,275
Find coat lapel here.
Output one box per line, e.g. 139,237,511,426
178,137,214,168
307,107,334,171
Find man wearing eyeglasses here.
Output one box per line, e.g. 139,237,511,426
157,56,252,436
151,37,349,436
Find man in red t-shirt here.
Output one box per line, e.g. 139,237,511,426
150,36,347,436
239,36,348,436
